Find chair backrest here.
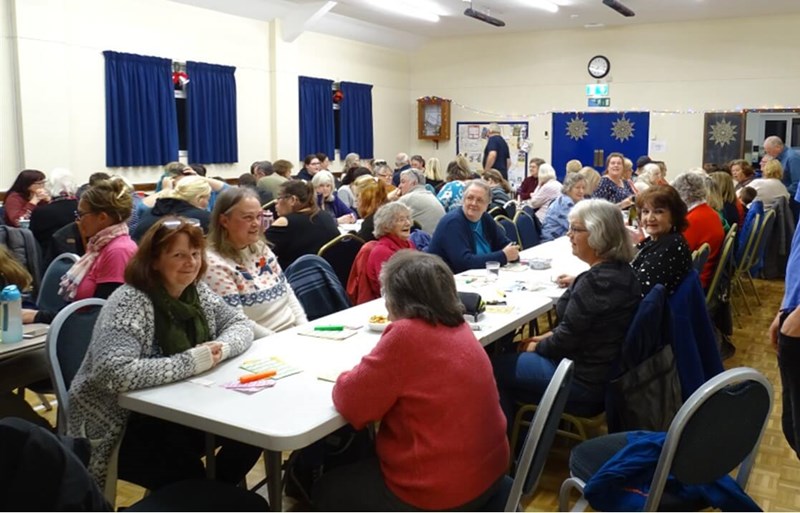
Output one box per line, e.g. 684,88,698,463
495,215,520,247
513,211,541,249
503,200,517,219
285,255,352,320
734,213,761,273
691,243,710,275
705,231,736,305
488,206,505,218
36,253,79,313
0,225,44,295
504,359,574,511
44,298,106,433
645,367,772,511
317,233,365,290
521,204,535,219
746,208,775,272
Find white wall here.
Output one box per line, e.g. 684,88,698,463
9,0,271,186
0,0,23,187
408,14,800,179
270,23,410,172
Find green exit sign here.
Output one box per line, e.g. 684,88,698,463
586,84,609,96
588,97,611,107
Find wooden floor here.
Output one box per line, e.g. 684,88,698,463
30,278,796,511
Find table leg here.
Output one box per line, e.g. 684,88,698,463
266,450,283,512
205,433,216,479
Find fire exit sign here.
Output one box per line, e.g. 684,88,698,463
586,84,609,96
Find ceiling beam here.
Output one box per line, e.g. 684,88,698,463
281,1,337,42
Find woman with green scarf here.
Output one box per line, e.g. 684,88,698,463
68,217,260,491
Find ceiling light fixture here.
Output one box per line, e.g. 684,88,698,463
602,0,635,17
463,1,506,27
523,0,559,14
367,0,441,22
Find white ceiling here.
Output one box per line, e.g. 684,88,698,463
170,0,800,51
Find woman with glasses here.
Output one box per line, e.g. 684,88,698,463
68,217,259,490
374,163,397,193
363,203,416,300
4,169,51,227
266,180,340,270
493,199,642,427
132,176,211,242
23,178,137,324
204,187,307,338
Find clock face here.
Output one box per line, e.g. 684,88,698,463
588,55,610,79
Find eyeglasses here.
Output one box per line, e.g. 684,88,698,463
277,194,294,201
374,160,387,166
74,210,92,220
162,217,202,229
567,225,589,234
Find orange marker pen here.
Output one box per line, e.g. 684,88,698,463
239,370,277,383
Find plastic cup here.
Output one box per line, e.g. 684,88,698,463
486,261,500,281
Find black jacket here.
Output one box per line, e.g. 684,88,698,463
132,198,210,242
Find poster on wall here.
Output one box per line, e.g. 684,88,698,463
703,112,745,166
456,121,530,189
551,112,650,180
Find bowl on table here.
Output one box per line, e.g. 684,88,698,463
529,257,552,270
367,314,390,332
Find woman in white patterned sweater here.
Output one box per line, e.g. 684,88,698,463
68,217,259,490
204,187,308,338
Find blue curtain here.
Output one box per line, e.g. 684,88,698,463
186,61,238,164
103,51,177,167
339,81,374,158
298,76,334,160
551,112,650,180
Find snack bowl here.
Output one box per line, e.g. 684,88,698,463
529,257,552,270
367,314,390,332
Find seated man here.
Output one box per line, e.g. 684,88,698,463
428,180,519,274
394,169,446,234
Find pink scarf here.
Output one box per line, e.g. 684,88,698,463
58,223,130,301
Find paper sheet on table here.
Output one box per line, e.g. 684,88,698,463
486,305,515,314
297,328,359,341
222,379,276,394
239,357,303,379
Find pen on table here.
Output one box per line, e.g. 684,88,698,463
239,370,277,383
496,289,506,298
314,325,345,331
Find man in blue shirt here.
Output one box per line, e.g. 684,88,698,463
427,180,519,274
482,124,511,181
764,136,800,221
770,205,800,459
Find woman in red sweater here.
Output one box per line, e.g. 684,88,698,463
364,202,415,299
313,251,509,511
4,169,50,227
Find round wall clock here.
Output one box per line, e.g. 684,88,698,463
588,55,610,79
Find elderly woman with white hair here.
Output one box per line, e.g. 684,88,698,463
364,202,416,300
634,163,665,193
527,163,562,223
672,172,725,289
29,168,78,256
312,170,356,224
493,199,642,426
541,173,587,241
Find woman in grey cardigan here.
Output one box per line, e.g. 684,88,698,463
68,217,259,490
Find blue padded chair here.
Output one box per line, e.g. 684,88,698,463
495,215,520,247
45,297,106,434
482,359,574,511
521,204,535,219
514,211,540,249
503,200,517,220
285,255,352,321
36,252,79,314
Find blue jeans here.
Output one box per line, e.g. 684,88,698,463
493,352,605,434
779,311,800,459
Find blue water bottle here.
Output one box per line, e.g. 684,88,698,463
1,285,24,343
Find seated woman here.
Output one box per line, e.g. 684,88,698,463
493,199,642,425
437,160,471,212
204,187,307,338
266,179,340,270
482,168,512,210
68,217,259,490
541,173,587,241
132,175,211,241
23,178,138,324
337,166,372,210
631,186,693,295
672,172,725,289
730,159,757,193
593,153,635,208
365,203,416,300
528,163,562,222
352,175,389,243
518,158,545,201
312,251,509,511
312,170,356,225
579,166,602,198
4,169,50,227
633,163,665,193
29,168,78,258
710,171,744,228
749,158,790,207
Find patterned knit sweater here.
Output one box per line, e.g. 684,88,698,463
203,241,308,338
67,282,253,487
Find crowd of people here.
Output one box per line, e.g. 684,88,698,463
1,131,799,511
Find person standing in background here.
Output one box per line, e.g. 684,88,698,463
483,123,511,181
764,136,800,221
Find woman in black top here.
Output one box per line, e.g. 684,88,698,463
631,185,693,295
29,168,78,258
266,180,339,270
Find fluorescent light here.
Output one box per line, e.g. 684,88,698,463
523,0,559,13
366,0,441,22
